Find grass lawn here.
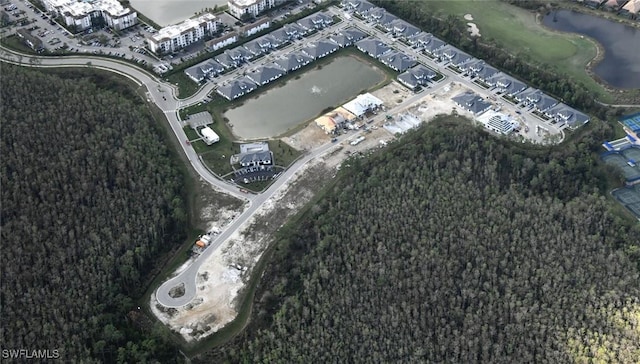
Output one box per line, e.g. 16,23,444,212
416,0,611,102
268,140,302,168
201,149,235,176
0,34,37,55
166,71,202,99
183,126,200,140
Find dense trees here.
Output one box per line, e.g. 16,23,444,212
199,118,640,363
0,65,185,362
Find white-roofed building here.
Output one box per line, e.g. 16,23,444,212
148,13,220,54
42,0,137,32
342,93,384,117
201,127,220,145
476,110,517,135
228,0,275,19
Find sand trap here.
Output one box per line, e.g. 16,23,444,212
464,14,474,21
467,23,481,37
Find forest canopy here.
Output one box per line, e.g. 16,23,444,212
200,117,640,363
0,65,185,362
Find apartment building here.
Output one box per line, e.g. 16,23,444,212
228,0,275,19
41,0,137,32
148,13,220,54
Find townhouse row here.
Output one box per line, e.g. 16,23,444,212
343,0,590,129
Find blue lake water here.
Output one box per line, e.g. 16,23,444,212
224,56,385,139
542,10,640,89
130,0,227,26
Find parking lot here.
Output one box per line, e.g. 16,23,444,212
4,0,159,64
232,165,278,184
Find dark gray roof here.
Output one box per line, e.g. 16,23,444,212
269,28,291,44
16,29,43,50
494,75,527,96
391,19,420,38
343,27,367,41
296,17,316,31
257,34,278,48
422,37,446,53
214,53,237,68
331,28,366,46
474,63,499,80
379,51,416,72
397,72,420,89
228,46,252,60
184,59,224,82
452,91,492,114
243,40,266,56
354,0,375,14
302,39,339,59
274,52,313,72
448,49,472,66
313,12,333,25
247,65,285,85
410,64,437,80
329,33,350,47
514,87,538,102
408,32,432,46
216,77,258,100
366,7,386,20
238,151,273,165
185,67,205,82
283,23,306,37
378,12,398,26
397,65,436,89
547,103,590,127
527,90,558,111
355,38,392,58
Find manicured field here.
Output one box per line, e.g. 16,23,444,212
419,0,610,100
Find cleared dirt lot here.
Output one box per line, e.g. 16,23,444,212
151,159,335,342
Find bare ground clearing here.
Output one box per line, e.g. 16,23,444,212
151,160,337,341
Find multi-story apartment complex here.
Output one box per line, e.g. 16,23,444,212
41,0,137,32
228,0,275,19
147,13,220,54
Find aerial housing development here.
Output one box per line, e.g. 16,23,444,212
6,0,640,361
41,0,136,31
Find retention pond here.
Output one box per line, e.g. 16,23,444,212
224,55,386,140
542,10,640,89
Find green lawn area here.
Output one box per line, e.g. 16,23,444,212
183,126,200,140
0,34,37,55
416,0,610,101
268,140,302,168
181,113,301,177
166,72,202,99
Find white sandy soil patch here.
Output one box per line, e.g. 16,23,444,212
283,122,331,151
463,14,481,37
393,82,470,122
371,81,412,107
152,161,323,342
467,23,481,37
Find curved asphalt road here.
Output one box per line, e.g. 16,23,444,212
0,46,353,307
1,29,450,308
0,46,252,202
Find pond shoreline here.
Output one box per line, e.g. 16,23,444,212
540,8,640,90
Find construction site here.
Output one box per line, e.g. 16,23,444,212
151,77,566,342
